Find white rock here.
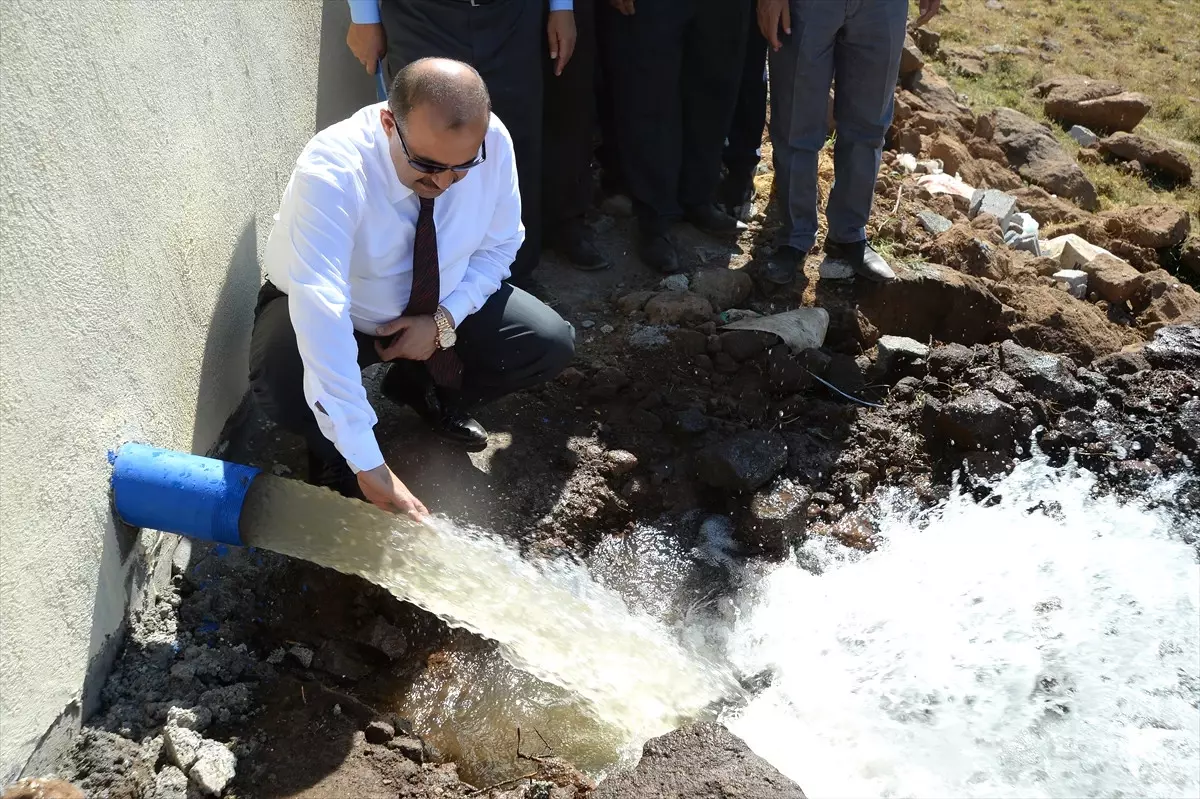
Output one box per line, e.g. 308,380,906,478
1043,233,1113,270
659,274,690,292
166,705,212,732
896,153,918,173
163,725,202,771
1053,269,1089,299
877,335,930,366
1068,125,1099,148
600,324,614,334
153,765,190,799
189,740,237,796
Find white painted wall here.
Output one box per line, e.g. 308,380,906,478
0,0,374,780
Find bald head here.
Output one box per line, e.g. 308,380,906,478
388,58,491,131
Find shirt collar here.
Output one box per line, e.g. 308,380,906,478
371,102,412,205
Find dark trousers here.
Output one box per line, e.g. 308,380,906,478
248,282,575,468
381,0,544,280
543,0,597,230
723,0,768,182
600,0,750,230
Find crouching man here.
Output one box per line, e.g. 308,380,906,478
249,58,575,519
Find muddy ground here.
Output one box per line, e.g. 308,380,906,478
24,55,1200,799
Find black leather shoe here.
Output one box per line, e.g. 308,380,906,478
684,203,748,236
552,218,609,271
762,245,805,285
638,230,681,273
307,449,365,500
381,369,490,452
823,239,896,282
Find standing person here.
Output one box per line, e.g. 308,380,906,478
250,59,575,518
543,0,607,271
718,0,770,220
601,0,752,274
758,0,941,285
345,0,580,287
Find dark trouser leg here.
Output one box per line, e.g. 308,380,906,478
248,284,381,470
677,0,750,210
454,284,576,408
722,0,769,199
602,0,688,231
381,0,544,280
769,0,842,251
543,0,597,230
825,0,908,244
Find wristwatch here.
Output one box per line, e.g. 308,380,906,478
433,306,457,349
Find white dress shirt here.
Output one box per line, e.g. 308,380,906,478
263,102,523,474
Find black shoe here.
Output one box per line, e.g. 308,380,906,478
717,167,755,216
381,369,490,452
684,203,748,236
762,245,805,285
638,230,681,273
823,240,896,282
307,449,365,500
551,218,609,271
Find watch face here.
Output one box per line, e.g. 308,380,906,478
441,328,457,348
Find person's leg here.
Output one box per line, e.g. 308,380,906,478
379,0,473,74
824,0,908,281
678,0,750,232
719,0,769,214
764,0,842,283
543,0,605,270
454,284,576,408
247,284,381,495
603,0,688,272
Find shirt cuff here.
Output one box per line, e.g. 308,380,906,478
549,0,574,11
339,429,385,474
439,289,477,334
348,0,381,24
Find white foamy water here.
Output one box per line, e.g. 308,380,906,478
723,453,1200,798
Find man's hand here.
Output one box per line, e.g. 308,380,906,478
913,0,941,28
609,0,635,16
347,23,386,74
758,0,791,52
375,316,438,362
358,464,429,521
547,11,577,76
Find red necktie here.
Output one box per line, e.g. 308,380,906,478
406,196,463,388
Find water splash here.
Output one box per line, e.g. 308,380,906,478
723,453,1200,798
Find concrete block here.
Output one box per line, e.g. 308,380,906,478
917,210,954,235
1052,269,1089,299
969,188,1018,221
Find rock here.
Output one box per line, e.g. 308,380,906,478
1000,340,1088,405
739,478,812,559
819,257,856,280
877,335,930,373
617,290,656,315
163,725,202,771
917,210,953,235
166,705,212,733
605,449,639,476
1182,240,1200,278
929,133,971,175
1037,75,1151,132
985,0,1003,8
1068,125,1099,147
967,135,1009,164
189,740,236,796
659,273,690,292
313,640,372,681
1043,233,1110,270
600,324,615,334
287,645,314,669
990,107,1099,209
1000,283,1138,362
897,127,924,156
1093,205,1190,249
912,27,940,56
581,320,596,329
1136,276,1200,332
360,617,407,661
365,720,396,744
1052,269,1088,298
899,34,924,77
1083,253,1144,304
152,766,190,799
959,159,1024,190
1099,132,1193,183
928,343,974,378
1144,324,1200,372
696,431,788,493
969,188,1018,221
644,291,714,326
1174,398,1200,457
922,224,1007,281
691,267,753,311
937,389,1018,450
595,724,806,799
904,68,970,121
386,736,428,764
1011,186,1087,226
720,330,776,361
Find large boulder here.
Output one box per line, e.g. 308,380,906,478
1100,133,1193,184
1083,253,1145,304
594,724,807,799
1036,75,1151,133
990,108,1100,209
1092,205,1191,250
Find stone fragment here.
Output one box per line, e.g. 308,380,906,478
990,107,1099,209
819,257,855,280
739,478,812,559
166,705,212,733
917,210,953,235
1011,186,1087,226
940,390,1018,450
929,133,971,175
152,766,190,799
1094,205,1191,250
928,343,974,378
1099,132,1193,183
876,335,930,373
617,290,656,315
360,617,407,661
1068,125,1099,147
899,34,924,77
1000,340,1089,405
1082,253,1144,304
691,268,753,311
912,27,940,56
696,432,788,493
659,273,690,292
163,725,202,771
644,291,714,325
1038,75,1151,132
1144,324,1200,372
365,720,396,744
1052,269,1088,299
288,645,314,669
313,641,372,681
968,188,1018,221
189,740,236,796
386,736,428,764
605,449,639,476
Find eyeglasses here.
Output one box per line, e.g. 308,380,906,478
393,119,487,175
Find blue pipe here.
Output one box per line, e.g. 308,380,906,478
110,443,261,546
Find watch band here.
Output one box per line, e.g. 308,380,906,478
433,307,455,348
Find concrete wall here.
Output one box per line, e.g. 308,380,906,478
0,0,374,781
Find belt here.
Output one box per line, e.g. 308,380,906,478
443,0,500,5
